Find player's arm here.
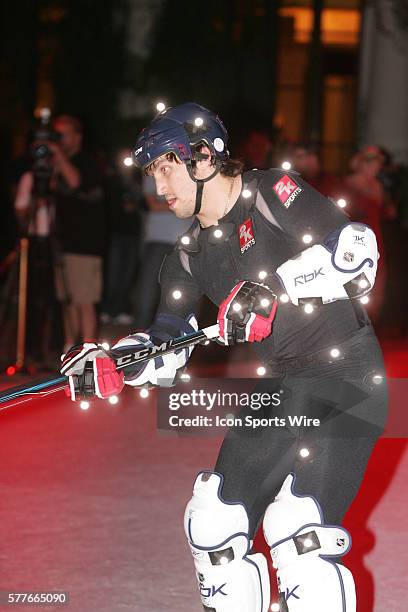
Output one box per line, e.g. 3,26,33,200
216,170,379,345
48,142,81,189
14,171,34,229
61,249,203,400
258,170,379,306
111,249,203,388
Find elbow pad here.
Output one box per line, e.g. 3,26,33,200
276,223,379,305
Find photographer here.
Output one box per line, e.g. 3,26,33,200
51,115,105,351
14,114,105,359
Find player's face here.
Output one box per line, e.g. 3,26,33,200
149,156,197,218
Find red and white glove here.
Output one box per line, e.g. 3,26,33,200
217,281,278,345
60,343,124,402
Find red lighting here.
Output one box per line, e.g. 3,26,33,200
6,366,16,376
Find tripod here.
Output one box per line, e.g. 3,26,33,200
0,191,72,373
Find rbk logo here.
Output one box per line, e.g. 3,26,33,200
200,583,228,598
285,585,301,601
354,235,365,244
294,268,324,286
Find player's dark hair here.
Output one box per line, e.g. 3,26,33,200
145,150,243,177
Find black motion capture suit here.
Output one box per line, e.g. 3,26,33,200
149,169,387,538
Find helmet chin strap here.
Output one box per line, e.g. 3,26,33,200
185,159,222,215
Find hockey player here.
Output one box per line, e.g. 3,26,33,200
61,103,387,611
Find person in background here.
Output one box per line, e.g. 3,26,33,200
344,145,396,322
237,128,274,171
132,172,191,329
52,115,106,351
291,143,342,199
101,150,144,326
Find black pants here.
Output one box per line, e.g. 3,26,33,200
215,326,388,538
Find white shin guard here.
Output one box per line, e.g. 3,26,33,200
263,474,356,612
184,472,270,612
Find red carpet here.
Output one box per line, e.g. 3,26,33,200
0,338,406,611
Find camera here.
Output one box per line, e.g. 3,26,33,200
29,110,61,198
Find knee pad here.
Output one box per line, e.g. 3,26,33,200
184,471,270,612
263,474,356,612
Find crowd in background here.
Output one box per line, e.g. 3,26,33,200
1,114,407,371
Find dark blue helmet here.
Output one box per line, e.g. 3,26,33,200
133,102,229,170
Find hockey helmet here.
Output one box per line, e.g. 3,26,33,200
132,102,229,170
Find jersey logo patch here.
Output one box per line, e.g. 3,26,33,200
273,175,302,208
239,218,256,254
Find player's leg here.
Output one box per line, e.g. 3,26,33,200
184,376,297,611
184,471,270,612
262,328,387,610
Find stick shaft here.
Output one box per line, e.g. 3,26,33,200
0,324,220,407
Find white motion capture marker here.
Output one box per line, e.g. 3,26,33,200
258,270,268,281
214,137,225,152
172,289,182,300
180,235,191,245
263,474,356,611
156,101,166,112
184,472,270,612
213,228,223,239
242,189,252,198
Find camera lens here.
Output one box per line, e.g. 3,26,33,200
34,144,49,159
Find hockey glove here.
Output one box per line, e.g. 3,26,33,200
61,343,124,401
111,314,199,387
217,281,278,346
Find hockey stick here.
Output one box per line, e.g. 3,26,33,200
0,323,220,409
